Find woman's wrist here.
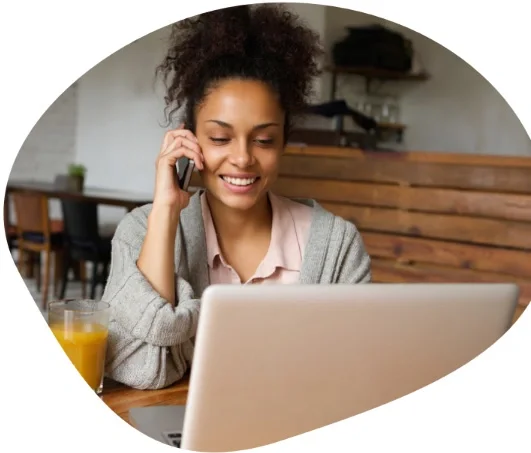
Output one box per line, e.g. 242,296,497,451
138,203,180,305
148,202,181,232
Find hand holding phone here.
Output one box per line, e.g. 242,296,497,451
153,125,203,211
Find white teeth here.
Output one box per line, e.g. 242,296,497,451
222,176,257,186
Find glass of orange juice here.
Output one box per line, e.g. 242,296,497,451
48,299,110,395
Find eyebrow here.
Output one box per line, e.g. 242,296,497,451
206,120,280,131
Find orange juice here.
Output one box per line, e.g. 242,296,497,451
50,322,108,391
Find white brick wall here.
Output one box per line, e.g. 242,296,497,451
11,82,78,180
9,82,78,219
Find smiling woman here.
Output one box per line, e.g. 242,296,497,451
196,80,285,215
101,4,372,390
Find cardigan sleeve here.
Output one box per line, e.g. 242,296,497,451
101,205,200,389
331,216,372,284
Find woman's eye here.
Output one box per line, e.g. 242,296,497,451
255,138,274,145
209,137,274,146
210,137,230,144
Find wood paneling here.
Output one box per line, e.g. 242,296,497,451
279,154,531,193
320,202,531,250
371,258,531,308
284,145,531,168
513,305,525,324
273,177,531,222
363,233,531,280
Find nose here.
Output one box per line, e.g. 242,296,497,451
228,139,255,168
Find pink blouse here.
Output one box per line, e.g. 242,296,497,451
200,192,313,285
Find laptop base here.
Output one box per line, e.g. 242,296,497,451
129,405,186,447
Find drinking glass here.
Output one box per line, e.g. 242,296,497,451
48,299,111,395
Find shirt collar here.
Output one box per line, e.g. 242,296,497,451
200,191,303,274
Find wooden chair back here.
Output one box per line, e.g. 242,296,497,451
11,192,51,245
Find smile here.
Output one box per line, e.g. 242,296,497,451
221,176,258,186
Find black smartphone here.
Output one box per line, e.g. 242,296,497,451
176,157,195,190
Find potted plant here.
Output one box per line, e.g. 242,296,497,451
67,163,87,192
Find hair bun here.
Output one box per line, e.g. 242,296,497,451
196,6,254,60
157,4,323,129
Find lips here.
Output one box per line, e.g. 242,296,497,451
220,175,259,186
219,174,261,195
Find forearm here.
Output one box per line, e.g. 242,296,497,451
103,234,200,346
103,229,200,387
105,319,194,390
137,204,180,305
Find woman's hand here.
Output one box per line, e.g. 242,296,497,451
153,124,204,211
138,125,203,305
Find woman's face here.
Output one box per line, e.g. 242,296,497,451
195,79,285,212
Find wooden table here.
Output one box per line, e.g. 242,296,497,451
101,377,190,424
6,180,153,212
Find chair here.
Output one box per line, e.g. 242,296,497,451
59,199,112,300
11,192,65,309
4,192,17,251
53,175,87,291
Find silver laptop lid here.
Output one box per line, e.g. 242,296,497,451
181,283,518,452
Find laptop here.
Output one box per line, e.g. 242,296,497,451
129,283,519,451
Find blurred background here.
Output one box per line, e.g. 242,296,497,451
4,3,530,324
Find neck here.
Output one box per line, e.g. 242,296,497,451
205,191,272,242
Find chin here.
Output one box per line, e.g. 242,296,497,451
206,176,269,211
219,195,261,212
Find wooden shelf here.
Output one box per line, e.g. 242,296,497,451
326,64,430,101
377,122,406,130
324,65,430,81
320,64,430,144
323,65,429,144
375,123,407,143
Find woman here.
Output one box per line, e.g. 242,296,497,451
102,5,371,390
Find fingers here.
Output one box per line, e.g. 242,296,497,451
163,135,201,157
161,124,198,154
160,123,183,151
162,136,204,170
158,143,204,171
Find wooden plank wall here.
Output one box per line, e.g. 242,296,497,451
190,146,531,324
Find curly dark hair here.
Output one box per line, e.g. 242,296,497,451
155,4,323,139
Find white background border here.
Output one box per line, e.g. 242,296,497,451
0,1,529,452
